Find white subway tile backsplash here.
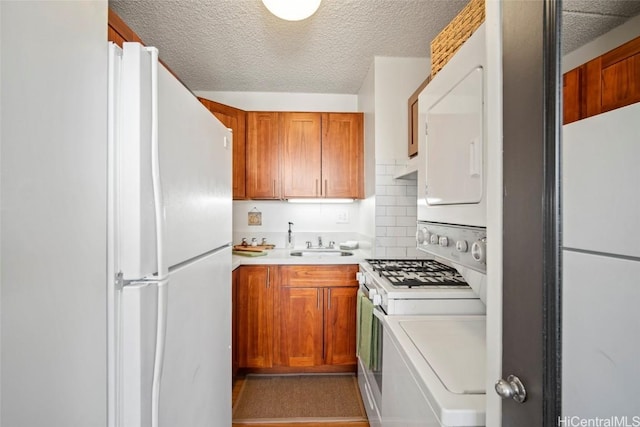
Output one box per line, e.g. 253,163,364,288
397,216,417,227
375,205,387,217
374,160,420,258
375,247,387,257
376,227,388,237
376,216,396,227
386,186,407,196
387,247,408,257
398,236,418,246
396,196,417,207
376,195,397,207
376,236,398,247
386,206,406,216
387,227,407,237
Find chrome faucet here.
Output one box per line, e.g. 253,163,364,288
318,236,323,248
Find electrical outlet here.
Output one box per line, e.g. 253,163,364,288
336,209,349,224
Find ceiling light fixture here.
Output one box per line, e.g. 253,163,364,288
262,0,321,21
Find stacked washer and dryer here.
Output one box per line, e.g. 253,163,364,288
359,24,489,427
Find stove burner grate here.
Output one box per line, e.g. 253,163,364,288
365,259,469,288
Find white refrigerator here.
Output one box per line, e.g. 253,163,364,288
562,103,640,417
108,42,232,426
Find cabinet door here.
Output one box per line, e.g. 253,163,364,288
600,37,640,114
408,77,430,157
108,9,143,48
199,98,247,200
247,112,281,199
232,268,239,375
563,67,582,125
281,112,322,198
237,266,274,368
279,287,324,367
321,113,364,198
324,287,358,366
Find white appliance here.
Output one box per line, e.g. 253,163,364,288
356,251,486,427
382,315,486,426
562,103,640,417
108,42,232,426
417,24,487,227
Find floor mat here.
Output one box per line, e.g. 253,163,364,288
232,374,367,424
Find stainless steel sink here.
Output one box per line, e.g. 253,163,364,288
290,249,353,257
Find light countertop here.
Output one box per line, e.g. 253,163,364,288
232,248,371,270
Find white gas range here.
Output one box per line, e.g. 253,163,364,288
358,220,488,316
357,257,486,316
356,221,487,427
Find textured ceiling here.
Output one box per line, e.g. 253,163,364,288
109,0,640,95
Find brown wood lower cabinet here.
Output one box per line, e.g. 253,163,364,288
324,286,359,366
277,265,358,370
236,265,275,368
279,286,325,367
235,264,358,373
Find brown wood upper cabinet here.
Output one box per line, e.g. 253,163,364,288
108,9,143,48
199,98,247,200
281,112,322,198
407,77,430,158
321,113,364,199
247,112,281,199
563,35,640,124
247,112,364,200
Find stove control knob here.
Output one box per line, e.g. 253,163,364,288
471,239,487,264
372,294,382,306
456,240,469,252
416,227,429,245
438,236,449,247
430,234,439,245
356,272,365,285
368,289,378,300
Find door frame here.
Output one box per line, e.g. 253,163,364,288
501,0,562,424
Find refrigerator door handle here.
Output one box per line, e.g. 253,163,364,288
151,278,168,427
122,276,169,427
146,45,168,282
145,48,168,427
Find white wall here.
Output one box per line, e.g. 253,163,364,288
357,56,430,257
194,90,358,112
357,62,376,241
563,14,640,72
373,57,429,162
1,1,108,426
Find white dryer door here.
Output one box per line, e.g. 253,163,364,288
426,66,484,206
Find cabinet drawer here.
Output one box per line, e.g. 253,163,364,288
279,265,358,288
